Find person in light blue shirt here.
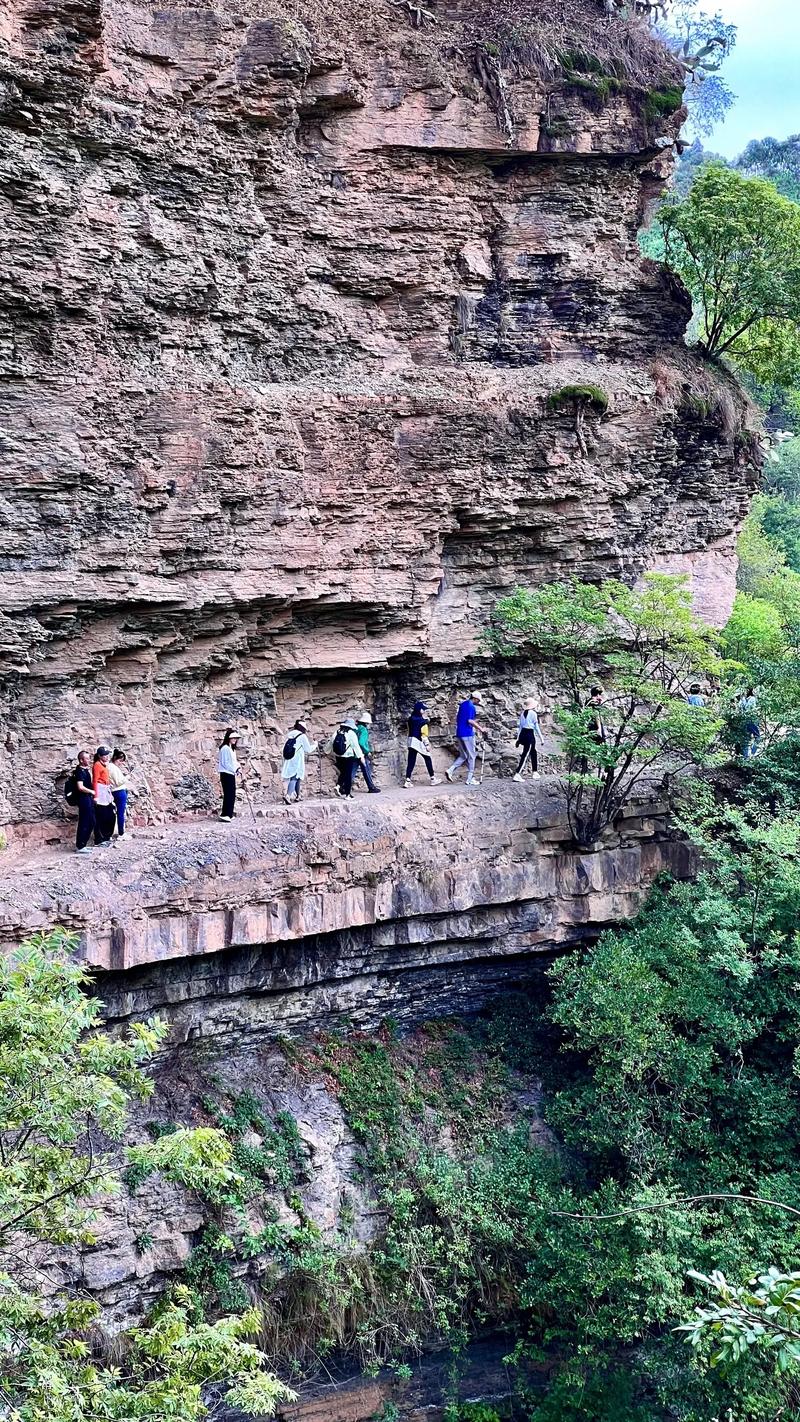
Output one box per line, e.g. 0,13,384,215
217,728,240,821
686,683,706,708
513,699,545,780
446,692,485,786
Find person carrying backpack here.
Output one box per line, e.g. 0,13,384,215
92,746,117,847
355,713,381,793
332,719,363,799
281,720,317,803
65,750,96,854
404,701,439,787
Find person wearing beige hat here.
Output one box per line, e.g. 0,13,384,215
513,698,545,781
217,728,241,821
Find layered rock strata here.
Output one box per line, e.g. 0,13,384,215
0,784,689,1035
0,0,758,832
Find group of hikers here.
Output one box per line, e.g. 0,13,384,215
64,747,132,853
64,681,765,849
214,692,546,819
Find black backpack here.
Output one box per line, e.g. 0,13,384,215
64,772,79,807
332,729,347,757
282,735,297,760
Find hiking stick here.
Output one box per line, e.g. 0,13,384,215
479,740,486,785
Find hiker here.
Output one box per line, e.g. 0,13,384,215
579,686,607,774
69,750,96,854
404,700,439,788
331,718,363,799
92,746,117,847
355,713,381,793
281,720,317,803
445,692,485,787
738,686,760,759
513,698,545,781
218,728,240,821
687,683,706,708
108,748,131,837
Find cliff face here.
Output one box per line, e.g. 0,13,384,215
0,0,757,830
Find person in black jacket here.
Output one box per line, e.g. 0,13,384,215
403,701,440,787
73,750,95,854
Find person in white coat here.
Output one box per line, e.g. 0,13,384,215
218,728,240,821
513,698,545,780
281,720,317,803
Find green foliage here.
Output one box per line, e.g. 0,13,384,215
546,383,609,413
720,591,786,664
737,134,800,206
658,164,800,382
485,574,723,844
678,1267,800,1373
0,1281,292,1422
643,85,684,124
0,932,293,1420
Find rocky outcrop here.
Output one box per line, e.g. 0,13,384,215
0,0,758,831
0,783,689,1031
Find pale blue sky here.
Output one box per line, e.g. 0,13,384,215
707,0,799,157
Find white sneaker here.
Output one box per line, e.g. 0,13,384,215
512,773,524,783
531,771,541,778
76,846,91,855
445,768,454,783
220,815,232,822
429,777,441,786
465,778,478,787
403,779,412,788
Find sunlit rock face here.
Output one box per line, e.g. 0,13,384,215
0,0,757,830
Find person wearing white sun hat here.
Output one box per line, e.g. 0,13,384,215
217,728,241,821
513,697,545,780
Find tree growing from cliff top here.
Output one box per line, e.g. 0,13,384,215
0,930,294,1421
658,165,800,384
485,573,723,845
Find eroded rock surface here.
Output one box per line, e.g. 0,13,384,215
0,0,758,831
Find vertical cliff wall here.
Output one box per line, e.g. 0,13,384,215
0,0,758,829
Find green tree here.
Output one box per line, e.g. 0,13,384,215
0,931,294,1421
485,574,722,846
658,165,800,381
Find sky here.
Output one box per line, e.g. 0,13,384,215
706,0,800,157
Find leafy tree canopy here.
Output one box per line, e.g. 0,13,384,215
0,932,293,1422
485,573,723,844
658,165,800,381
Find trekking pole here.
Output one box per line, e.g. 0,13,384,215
479,740,486,785
241,773,258,826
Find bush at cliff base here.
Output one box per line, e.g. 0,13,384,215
0,931,294,1422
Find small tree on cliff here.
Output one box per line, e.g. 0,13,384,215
0,930,294,1422
485,573,723,845
657,164,800,384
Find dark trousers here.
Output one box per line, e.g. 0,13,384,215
336,757,359,797
358,756,379,791
76,796,95,850
113,789,128,835
220,772,236,818
405,749,434,779
516,737,538,774
94,802,116,845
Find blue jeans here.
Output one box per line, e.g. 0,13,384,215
113,788,128,835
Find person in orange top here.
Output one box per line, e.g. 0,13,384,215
92,746,117,847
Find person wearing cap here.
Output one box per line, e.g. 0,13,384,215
92,746,117,846
355,713,381,794
445,692,486,787
334,718,364,800
513,699,545,781
404,700,439,788
281,720,317,803
218,727,240,821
